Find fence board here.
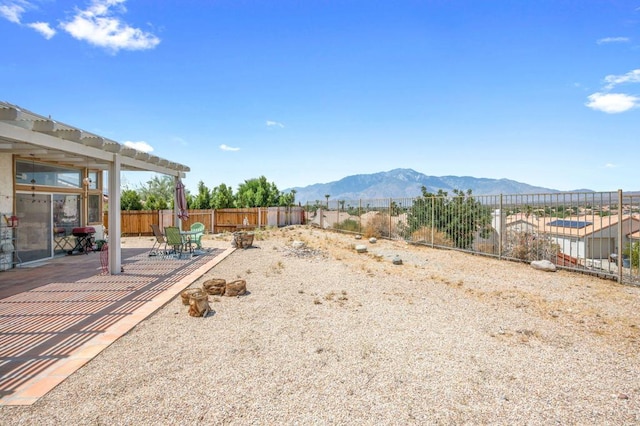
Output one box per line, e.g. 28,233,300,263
104,207,304,236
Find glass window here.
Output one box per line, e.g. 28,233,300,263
16,160,81,188
87,171,99,190
88,194,101,224
53,194,80,230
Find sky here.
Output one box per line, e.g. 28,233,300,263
1,0,639,195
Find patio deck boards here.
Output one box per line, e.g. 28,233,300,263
0,246,234,406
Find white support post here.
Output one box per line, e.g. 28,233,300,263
108,154,122,275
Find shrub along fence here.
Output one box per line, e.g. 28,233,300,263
104,206,305,237
305,190,640,285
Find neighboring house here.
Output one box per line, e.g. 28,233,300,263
628,230,640,243
503,212,544,234
540,215,640,260
501,212,640,261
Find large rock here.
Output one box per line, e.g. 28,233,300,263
355,244,367,253
531,260,556,272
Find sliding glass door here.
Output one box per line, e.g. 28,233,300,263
16,193,51,263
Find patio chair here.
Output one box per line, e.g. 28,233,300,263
190,222,205,250
149,224,166,256
163,226,186,259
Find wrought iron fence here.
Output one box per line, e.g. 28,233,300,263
305,190,640,285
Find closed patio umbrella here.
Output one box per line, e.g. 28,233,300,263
176,178,189,220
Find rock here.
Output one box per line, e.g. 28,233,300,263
355,235,362,240
392,255,403,265
355,244,367,253
369,237,377,243
292,240,305,249
531,259,556,272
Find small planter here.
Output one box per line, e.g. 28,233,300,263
95,240,107,251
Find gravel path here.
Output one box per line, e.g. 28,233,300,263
2,226,639,424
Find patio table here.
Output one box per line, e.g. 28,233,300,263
180,230,199,256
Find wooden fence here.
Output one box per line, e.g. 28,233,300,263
105,207,305,236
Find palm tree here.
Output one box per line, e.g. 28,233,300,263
324,194,330,208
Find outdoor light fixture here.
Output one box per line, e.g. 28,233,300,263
83,157,92,187
30,155,36,201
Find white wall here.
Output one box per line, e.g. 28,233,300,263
0,154,13,214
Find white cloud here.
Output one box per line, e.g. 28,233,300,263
604,69,640,89
220,144,240,152
60,0,160,52
585,92,639,113
266,120,285,128
604,163,618,168
596,36,630,45
0,1,26,23
124,140,154,152
27,21,55,39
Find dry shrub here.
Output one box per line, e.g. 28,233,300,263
410,227,454,247
476,242,497,255
504,231,559,261
363,212,397,238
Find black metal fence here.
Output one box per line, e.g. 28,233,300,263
305,190,640,285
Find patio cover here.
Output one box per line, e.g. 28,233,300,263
0,101,190,275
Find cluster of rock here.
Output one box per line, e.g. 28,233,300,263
354,236,403,265
180,278,248,317
283,240,326,259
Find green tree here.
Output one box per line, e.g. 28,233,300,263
236,176,281,207
623,242,639,269
121,189,143,211
280,190,296,207
144,194,167,210
404,186,491,249
137,175,174,208
211,183,235,209
191,180,212,209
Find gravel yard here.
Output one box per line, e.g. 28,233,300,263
2,225,639,424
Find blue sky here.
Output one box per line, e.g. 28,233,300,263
1,0,639,194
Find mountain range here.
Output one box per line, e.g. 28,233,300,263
286,168,589,204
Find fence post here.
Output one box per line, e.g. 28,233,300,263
388,198,392,238
430,196,435,248
499,194,503,259
617,189,623,283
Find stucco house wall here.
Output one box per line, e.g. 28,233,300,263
0,153,13,214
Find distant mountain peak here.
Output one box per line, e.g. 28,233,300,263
286,169,568,204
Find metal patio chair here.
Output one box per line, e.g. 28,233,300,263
190,222,205,250
163,226,186,259
149,224,167,256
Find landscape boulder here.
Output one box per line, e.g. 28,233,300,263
531,259,556,272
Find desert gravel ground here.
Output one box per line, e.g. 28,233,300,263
2,225,640,425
